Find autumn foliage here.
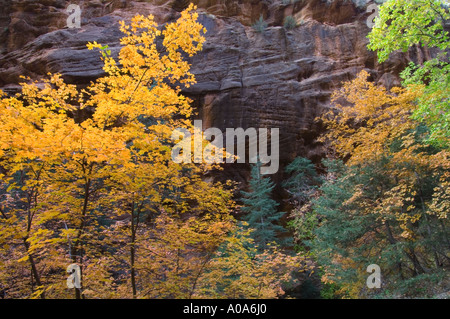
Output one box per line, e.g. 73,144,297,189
2,1,447,301
311,71,450,298
0,5,308,299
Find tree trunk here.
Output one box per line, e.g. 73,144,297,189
71,177,91,299
130,243,137,299
130,201,141,299
130,208,137,299
23,238,45,299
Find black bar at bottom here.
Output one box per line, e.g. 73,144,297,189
0,299,444,317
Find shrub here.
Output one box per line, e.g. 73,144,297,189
252,15,268,33
284,15,297,29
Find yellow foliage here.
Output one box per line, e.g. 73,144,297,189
320,70,450,237
0,5,308,299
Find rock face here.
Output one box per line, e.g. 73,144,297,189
0,0,425,182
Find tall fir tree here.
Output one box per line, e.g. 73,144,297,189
241,161,286,250
283,157,322,204
283,157,322,252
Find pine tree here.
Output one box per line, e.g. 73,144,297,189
283,157,322,204
241,161,286,250
283,157,323,252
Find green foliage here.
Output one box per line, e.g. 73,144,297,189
311,71,450,298
241,161,287,250
283,157,322,204
310,153,450,298
368,0,450,147
252,15,268,33
288,209,319,251
283,157,322,252
284,16,298,29
319,280,349,299
396,271,447,298
368,0,449,62
400,57,450,148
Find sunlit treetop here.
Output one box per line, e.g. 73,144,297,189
368,0,450,62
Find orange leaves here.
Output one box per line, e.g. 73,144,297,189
321,70,450,239
429,172,450,220
120,211,233,299
322,70,422,166
109,3,205,90
163,5,205,56
195,225,311,299
0,5,310,299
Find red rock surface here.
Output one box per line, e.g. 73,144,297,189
0,0,430,178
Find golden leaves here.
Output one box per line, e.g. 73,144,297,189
322,70,449,236
321,70,422,166
0,5,311,299
429,180,450,219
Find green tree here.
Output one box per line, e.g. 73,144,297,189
252,15,268,33
241,162,286,249
283,157,322,204
312,156,449,298
283,157,322,252
368,0,450,147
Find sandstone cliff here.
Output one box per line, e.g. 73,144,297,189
0,0,430,182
